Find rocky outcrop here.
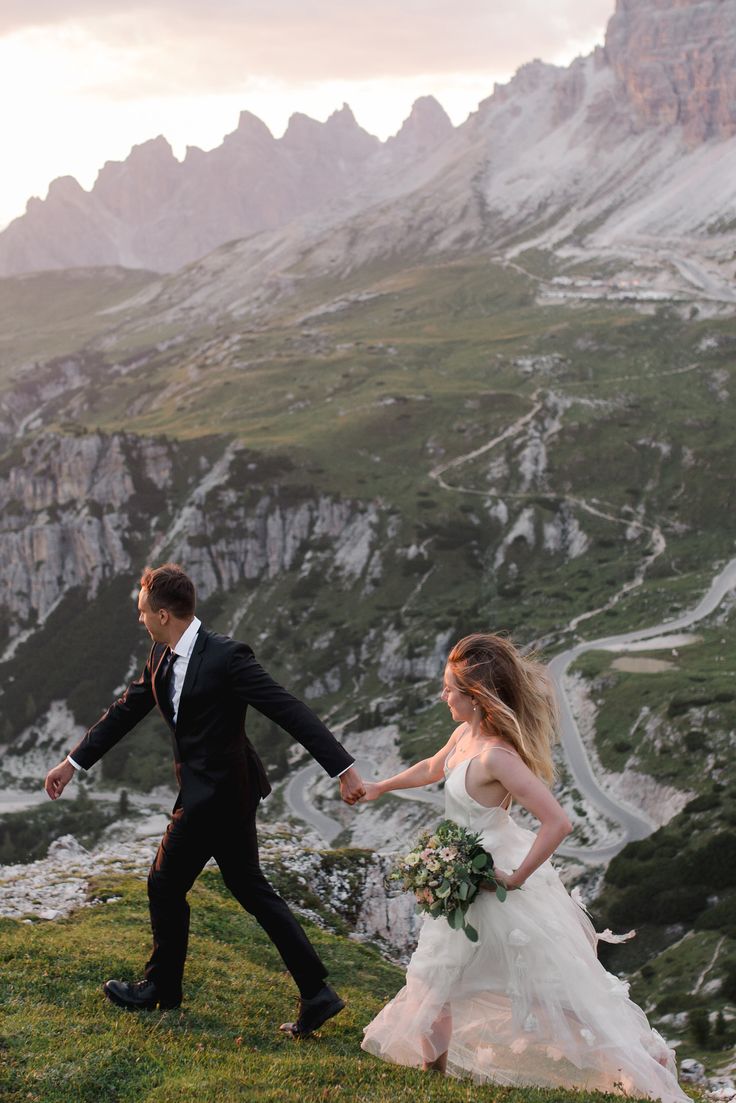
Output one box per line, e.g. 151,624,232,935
0,818,420,962
605,0,736,143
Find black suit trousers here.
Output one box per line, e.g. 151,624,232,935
143,799,327,1002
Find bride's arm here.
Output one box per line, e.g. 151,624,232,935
483,748,572,889
360,724,465,801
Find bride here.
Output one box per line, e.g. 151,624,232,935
360,633,689,1103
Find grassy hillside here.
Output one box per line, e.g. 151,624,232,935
0,870,688,1103
0,266,158,378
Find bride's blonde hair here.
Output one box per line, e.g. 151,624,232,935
447,633,559,784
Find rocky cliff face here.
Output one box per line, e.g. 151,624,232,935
0,430,379,645
0,432,159,632
605,0,736,143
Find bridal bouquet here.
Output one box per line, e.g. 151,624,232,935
389,819,506,942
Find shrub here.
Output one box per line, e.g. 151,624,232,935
684,791,721,813
689,1008,710,1046
721,964,736,1002
694,893,736,937
649,884,710,924
682,832,736,887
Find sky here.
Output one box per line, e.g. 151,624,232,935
0,1,614,230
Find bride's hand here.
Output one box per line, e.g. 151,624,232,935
359,782,384,802
492,867,523,891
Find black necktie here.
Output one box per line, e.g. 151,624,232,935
160,649,177,728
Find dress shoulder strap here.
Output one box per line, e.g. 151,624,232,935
487,744,520,757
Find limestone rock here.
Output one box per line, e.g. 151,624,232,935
605,0,736,143
680,1057,707,1083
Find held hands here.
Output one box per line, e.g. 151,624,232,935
44,759,75,801
338,766,366,806
358,782,384,802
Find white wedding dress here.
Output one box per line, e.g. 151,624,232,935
362,752,689,1103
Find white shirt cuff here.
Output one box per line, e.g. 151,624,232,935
66,755,82,771
336,763,354,777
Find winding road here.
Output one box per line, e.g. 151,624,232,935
548,555,736,857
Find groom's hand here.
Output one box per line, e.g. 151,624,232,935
339,766,366,806
44,759,75,800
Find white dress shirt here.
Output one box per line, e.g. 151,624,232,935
168,616,201,725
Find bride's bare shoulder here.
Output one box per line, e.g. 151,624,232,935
479,741,524,775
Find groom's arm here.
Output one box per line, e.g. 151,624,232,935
45,649,158,799
228,642,357,780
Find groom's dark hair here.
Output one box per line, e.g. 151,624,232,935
140,563,196,619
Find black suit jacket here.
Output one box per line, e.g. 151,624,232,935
70,626,355,814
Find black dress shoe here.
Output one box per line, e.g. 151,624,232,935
279,984,345,1038
103,978,180,1011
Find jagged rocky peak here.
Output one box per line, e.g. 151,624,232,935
96,135,178,177
483,58,563,110
92,135,181,221
222,110,275,147
95,135,178,184
282,104,379,159
605,0,736,142
43,176,87,203
326,102,361,130
21,175,87,221
386,96,454,156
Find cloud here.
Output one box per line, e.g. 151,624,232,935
2,1,615,95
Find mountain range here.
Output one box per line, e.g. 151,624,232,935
0,0,734,283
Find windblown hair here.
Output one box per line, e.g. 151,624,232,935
140,563,196,619
448,633,559,784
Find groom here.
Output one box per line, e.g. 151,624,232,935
44,563,365,1037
